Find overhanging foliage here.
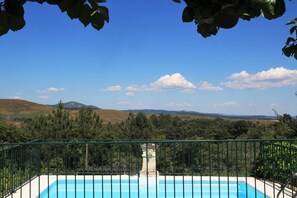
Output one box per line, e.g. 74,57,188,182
173,0,286,37
0,0,109,35
0,0,295,59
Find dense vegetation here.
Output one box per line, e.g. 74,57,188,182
0,102,296,143
1,104,297,197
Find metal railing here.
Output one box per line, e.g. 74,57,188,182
1,139,297,198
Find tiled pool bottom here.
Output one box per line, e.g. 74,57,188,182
10,176,293,198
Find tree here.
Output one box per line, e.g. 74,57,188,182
0,120,20,142
26,102,73,139
174,0,296,59
274,113,297,138
73,107,103,139
123,112,153,139
282,18,297,59
0,0,109,35
0,0,295,59
228,120,252,139
175,0,285,37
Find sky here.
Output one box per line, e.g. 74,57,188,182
0,0,297,116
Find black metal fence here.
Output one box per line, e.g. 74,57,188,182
1,139,297,198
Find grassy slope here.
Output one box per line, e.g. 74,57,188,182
0,99,53,117
0,99,129,123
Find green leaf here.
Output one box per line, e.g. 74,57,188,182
286,37,295,45
290,26,297,35
78,4,92,27
98,6,109,23
0,11,9,36
197,23,218,38
87,0,99,10
46,0,63,5
58,0,73,13
240,13,251,21
260,0,286,20
91,12,104,30
35,0,46,4
243,6,261,19
282,46,292,57
66,0,84,19
4,0,24,18
182,6,194,22
7,15,25,31
216,13,239,29
286,18,297,25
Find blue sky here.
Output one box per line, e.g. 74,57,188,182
1,0,297,116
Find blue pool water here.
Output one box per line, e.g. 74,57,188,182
39,179,267,198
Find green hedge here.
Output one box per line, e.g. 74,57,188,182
254,142,297,186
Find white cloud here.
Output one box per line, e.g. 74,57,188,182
125,73,196,92
117,101,131,105
221,101,240,107
165,102,192,109
149,73,196,90
126,92,135,96
198,81,223,91
105,73,196,94
102,85,122,92
10,96,21,99
36,87,65,93
208,101,240,109
38,95,49,99
126,85,146,92
223,67,297,89
47,87,64,92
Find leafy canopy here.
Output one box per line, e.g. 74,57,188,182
0,0,109,36
0,0,296,59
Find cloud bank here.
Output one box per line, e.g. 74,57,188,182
102,85,122,92
36,87,65,93
103,73,196,95
198,81,223,91
223,67,297,89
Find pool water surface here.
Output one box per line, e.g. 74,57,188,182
39,179,267,198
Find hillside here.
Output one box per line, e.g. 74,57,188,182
0,99,129,123
124,109,276,120
0,99,54,118
0,99,276,125
70,109,129,123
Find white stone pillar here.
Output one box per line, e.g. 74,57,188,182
140,143,159,177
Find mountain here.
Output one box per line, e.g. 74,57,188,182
123,109,276,120
51,101,100,110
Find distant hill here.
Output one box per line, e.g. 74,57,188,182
124,109,276,120
0,99,128,123
51,101,100,110
0,99,276,124
0,99,53,118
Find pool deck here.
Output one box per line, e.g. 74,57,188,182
9,175,295,198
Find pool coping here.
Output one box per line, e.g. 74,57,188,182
10,175,295,198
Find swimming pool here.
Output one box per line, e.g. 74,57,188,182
39,178,267,198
